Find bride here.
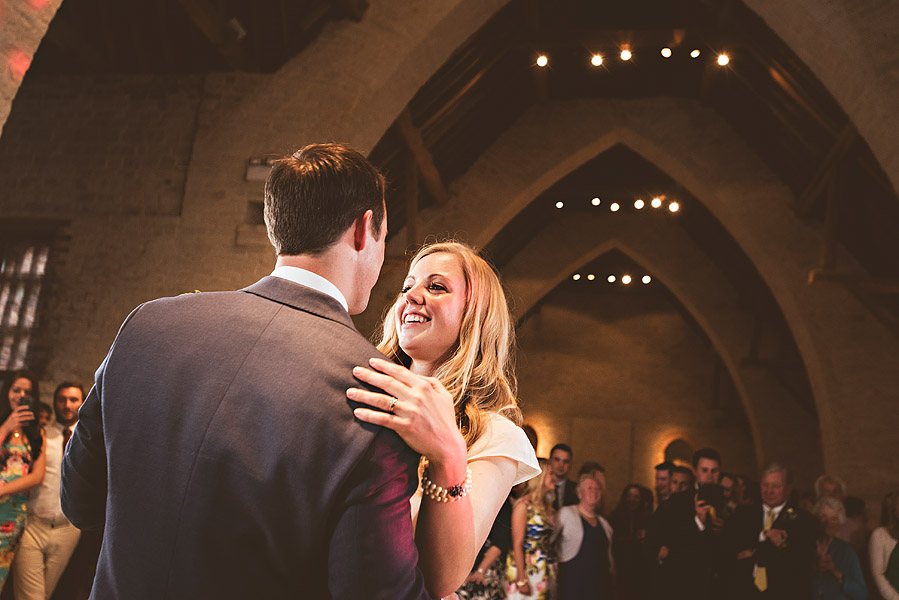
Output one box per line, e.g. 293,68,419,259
349,241,540,598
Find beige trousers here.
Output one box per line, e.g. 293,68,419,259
12,516,80,600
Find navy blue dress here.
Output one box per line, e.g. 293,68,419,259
558,516,612,599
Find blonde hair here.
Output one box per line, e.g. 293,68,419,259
522,458,554,516
377,241,521,448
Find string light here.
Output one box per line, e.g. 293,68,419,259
536,55,549,67
555,201,564,209
661,47,672,58
587,274,596,281
591,54,603,67
668,202,680,213
642,275,652,284
620,49,632,61
690,49,701,59
591,197,601,206
621,275,632,285
634,199,645,209
610,202,620,212
607,275,616,283
651,197,663,208
572,274,581,281
717,53,730,66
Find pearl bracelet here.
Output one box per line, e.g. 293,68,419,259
420,466,472,503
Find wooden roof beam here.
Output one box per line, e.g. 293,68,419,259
395,109,448,206
797,121,857,217
176,0,256,71
808,269,899,295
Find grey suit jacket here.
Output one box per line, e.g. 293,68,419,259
61,277,430,600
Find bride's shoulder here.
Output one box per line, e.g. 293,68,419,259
467,412,541,486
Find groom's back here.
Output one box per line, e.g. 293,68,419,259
62,279,428,599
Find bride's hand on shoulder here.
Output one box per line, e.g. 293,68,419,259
348,357,466,464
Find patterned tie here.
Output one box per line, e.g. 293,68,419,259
62,426,72,461
754,508,777,591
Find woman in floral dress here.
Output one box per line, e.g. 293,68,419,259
0,370,46,591
507,458,556,599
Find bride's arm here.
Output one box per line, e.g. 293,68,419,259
349,358,517,598
415,455,516,597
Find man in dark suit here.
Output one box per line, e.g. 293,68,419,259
61,144,431,600
726,463,817,600
648,449,726,597
549,443,578,510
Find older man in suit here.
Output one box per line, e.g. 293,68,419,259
61,144,430,600
726,463,817,600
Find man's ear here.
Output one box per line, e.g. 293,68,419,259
353,210,374,251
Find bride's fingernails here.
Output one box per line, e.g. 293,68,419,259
353,366,362,375
346,388,356,398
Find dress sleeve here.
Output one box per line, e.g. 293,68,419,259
870,527,899,600
466,413,541,486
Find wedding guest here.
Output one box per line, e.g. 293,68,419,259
813,497,866,600
815,475,847,502
351,241,540,597
549,445,577,510
611,484,653,599
654,461,674,507
553,476,613,600
726,463,816,599
669,466,694,495
0,371,46,593
869,492,899,600
577,462,607,515
721,472,739,519
34,404,51,431
13,382,84,600
506,458,556,600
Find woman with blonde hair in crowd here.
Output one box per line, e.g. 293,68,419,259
505,457,556,599
350,241,540,598
870,492,899,600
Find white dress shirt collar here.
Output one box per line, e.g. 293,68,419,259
270,266,348,313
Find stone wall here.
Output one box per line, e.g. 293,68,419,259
517,289,758,505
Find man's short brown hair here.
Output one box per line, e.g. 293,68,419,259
264,143,387,256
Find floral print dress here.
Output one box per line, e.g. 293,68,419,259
506,501,556,600
0,437,32,589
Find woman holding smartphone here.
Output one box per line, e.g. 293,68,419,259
0,369,46,591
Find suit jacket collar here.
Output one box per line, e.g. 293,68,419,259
241,276,358,331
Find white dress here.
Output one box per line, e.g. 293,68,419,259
466,412,541,485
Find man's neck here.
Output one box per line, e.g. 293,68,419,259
275,251,356,312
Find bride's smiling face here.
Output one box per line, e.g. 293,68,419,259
395,252,468,372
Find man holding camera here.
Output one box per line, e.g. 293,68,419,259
13,382,84,600
648,448,728,598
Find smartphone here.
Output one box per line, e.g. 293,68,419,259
697,483,725,514
17,395,36,421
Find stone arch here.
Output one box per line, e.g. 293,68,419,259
387,97,898,496
498,210,822,484
0,1,63,137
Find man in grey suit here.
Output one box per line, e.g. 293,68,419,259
61,144,431,600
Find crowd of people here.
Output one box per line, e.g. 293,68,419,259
0,370,96,599
455,443,899,600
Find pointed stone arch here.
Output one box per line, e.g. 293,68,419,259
500,211,822,484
